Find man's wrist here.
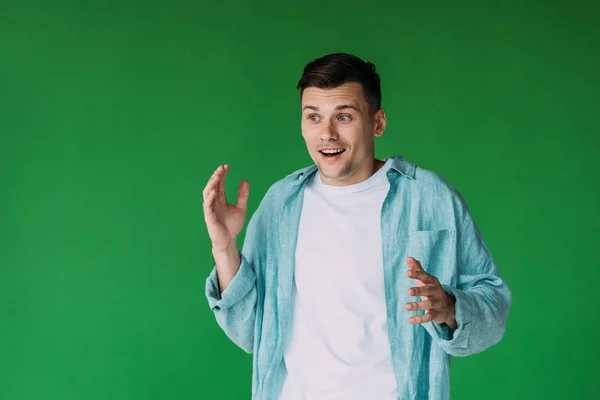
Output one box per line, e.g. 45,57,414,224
445,292,458,330
212,241,238,258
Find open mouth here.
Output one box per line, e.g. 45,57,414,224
319,149,346,160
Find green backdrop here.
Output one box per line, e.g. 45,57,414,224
1,1,599,399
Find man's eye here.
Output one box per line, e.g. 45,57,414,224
339,115,351,121
309,114,320,122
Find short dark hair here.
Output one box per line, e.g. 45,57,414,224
297,53,382,115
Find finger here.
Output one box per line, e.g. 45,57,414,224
406,256,423,271
406,269,436,285
236,180,250,210
409,310,437,325
404,299,434,311
408,285,438,297
203,189,218,224
203,165,224,199
203,187,216,207
218,164,229,199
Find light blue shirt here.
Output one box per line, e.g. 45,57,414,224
205,154,512,400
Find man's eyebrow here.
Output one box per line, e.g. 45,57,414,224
302,105,319,111
302,104,360,111
334,104,359,111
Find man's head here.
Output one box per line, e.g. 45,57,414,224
297,53,386,186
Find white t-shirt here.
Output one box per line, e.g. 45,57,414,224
279,158,398,400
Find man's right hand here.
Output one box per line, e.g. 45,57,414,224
202,164,250,253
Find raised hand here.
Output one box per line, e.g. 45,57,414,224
202,164,250,253
404,257,457,329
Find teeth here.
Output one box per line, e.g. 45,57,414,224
321,149,344,155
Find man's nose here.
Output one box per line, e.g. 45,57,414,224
320,120,339,141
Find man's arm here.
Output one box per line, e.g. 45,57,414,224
426,211,512,357
205,208,264,354
405,209,512,356
202,164,261,354
212,244,242,293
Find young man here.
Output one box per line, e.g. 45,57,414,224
202,53,511,400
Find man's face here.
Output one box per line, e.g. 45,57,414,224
300,82,386,186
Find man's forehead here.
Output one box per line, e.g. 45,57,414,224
303,82,364,97
301,83,366,109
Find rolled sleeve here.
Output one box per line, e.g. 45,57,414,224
426,285,473,351
206,252,257,312
425,209,511,357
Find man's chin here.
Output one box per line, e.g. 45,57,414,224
317,164,353,182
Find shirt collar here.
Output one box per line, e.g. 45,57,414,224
387,154,416,179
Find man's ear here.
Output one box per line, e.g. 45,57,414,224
374,108,387,137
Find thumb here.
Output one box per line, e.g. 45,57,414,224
236,180,250,210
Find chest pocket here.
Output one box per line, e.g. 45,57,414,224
405,229,457,287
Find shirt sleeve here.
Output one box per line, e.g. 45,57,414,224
204,196,268,354
425,211,512,356
206,252,256,313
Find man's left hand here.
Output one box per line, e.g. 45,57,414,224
404,256,458,330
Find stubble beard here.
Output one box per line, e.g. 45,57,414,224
318,158,357,182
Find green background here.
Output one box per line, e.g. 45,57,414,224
1,0,598,399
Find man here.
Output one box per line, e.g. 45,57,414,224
203,53,511,400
